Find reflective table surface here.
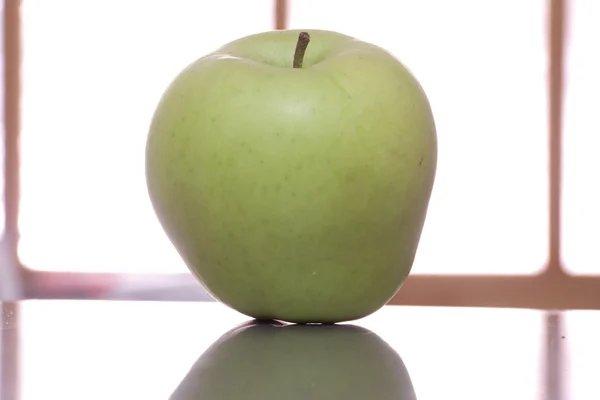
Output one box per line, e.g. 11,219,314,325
1,301,598,400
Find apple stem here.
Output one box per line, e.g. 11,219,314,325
293,32,311,68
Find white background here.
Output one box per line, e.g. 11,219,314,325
10,0,597,275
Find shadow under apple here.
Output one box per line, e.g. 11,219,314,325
170,320,416,400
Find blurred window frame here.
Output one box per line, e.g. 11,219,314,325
3,0,599,309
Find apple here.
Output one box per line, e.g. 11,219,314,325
170,321,417,400
146,29,437,323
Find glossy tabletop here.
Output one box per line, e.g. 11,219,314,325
1,301,598,400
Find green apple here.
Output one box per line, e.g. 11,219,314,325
170,321,416,400
146,29,437,323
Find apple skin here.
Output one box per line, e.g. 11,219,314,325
169,321,417,400
146,29,437,323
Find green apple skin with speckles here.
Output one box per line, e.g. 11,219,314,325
145,29,437,324
170,321,417,400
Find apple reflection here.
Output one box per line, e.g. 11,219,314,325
170,321,416,400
